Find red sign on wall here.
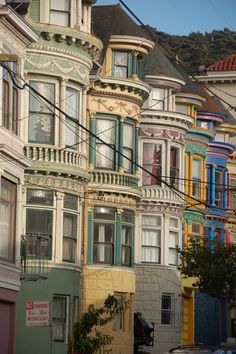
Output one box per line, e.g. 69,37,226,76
25,301,50,327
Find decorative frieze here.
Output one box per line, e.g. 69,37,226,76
139,127,185,143
24,175,85,194
86,192,137,208
138,202,183,214
90,97,140,118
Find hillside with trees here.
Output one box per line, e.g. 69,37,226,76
149,27,236,74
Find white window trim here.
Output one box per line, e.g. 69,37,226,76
141,214,162,264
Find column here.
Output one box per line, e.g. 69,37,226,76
55,191,64,262
115,209,122,266
134,122,139,174
87,207,93,265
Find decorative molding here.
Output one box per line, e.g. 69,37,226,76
138,203,184,214
26,54,89,84
0,26,26,58
139,127,185,143
185,143,206,157
89,88,143,107
24,175,85,194
183,211,205,224
87,192,137,208
90,98,139,117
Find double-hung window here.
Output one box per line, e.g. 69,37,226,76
161,293,174,326
93,207,115,265
142,143,162,186
113,51,129,78
169,217,179,266
96,118,116,169
215,170,223,207
123,123,134,173
121,210,133,267
63,194,78,263
192,222,201,242
170,147,179,188
65,87,80,149
0,177,16,262
113,293,124,330
52,295,68,342
29,81,55,144
192,158,201,198
2,62,18,134
26,189,53,259
141,215,161,263
50,0,70,26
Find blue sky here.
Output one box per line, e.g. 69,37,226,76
95,0,236,36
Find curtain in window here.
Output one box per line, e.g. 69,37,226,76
141,230,160,263
143,143,161,186
169,231,178,265
96,119,115,169
52,296,67,342
123,124,133,173
0,203,10,259
114,52,128,78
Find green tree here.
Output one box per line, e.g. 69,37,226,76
69,294,129,354
178,239,236,306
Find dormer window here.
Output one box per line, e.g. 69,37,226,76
50,0,70,26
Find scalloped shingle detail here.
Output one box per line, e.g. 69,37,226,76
207,54,236,71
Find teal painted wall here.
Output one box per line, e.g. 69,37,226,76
16,267,80,354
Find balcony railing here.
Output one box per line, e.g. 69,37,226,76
20,234,49,282
24,145,87,170
140,186,182,203
90,171,139,188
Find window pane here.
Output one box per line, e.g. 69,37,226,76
176,104,188,114
122,210,133,223
170,147,179,187
65,87,79,119
29,113,54,144
96,119,115,142
63,237,76,262
96,119,116,169
64,194,78,210
50,12,69,26
94,207,115,220
192,159,201,178
143,143,161,186
0,178,16,261
161,294,172,325
26,209,52,235
123,124,133,149
51,0,69,11
63,213,77,237
96,144,115,169
152,89,164,110
114,52,128,66
93,243,113,264
27,189,53,206
65,118,78,148
52,296,67,342
29,82,54,113
169,218,178,228
142,215,161,226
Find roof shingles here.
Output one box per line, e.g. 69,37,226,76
207,54,236,71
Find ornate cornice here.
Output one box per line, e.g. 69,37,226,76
89,88,143,107
139,126,186,144
138,202,184,214
24,174,85,195
185,143,207,157
86,192,137,208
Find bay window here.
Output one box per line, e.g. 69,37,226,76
96,118,116,169
141,215,161,263
170,147,179,188
29,81,55,144
63,193,78,262
0,177,16,262
192,158,201,197
26,189,54,259
2,62,18,134
93,207,115,264
121,210,133,266
50,0,70,26
142,143,162,186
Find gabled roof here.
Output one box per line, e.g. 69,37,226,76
142,45,186,81
207,54,236,71
92,4,152,65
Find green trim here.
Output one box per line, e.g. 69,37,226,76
115,213,122,266
185,143,206,157
132,54,137,76
87,211,93,264
128,54,132,78
183,211,205,225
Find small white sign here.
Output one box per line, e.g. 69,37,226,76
25,301,50,327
